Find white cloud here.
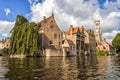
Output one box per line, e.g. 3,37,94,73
29,0,120,43
0,20,14,39
102,30,120,43
4,8,11,16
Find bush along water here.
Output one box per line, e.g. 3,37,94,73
95,50,108,56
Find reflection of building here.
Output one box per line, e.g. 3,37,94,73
84,29,96,54
97,39,115,54
37,14,62,49
94,20,102,43
63,25,85,55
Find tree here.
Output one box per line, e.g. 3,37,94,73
9,15,42,56
112,33,120,52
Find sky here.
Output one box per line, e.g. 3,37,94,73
0,0,120,43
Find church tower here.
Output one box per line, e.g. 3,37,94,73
94,20,102,43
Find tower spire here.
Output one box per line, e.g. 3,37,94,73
52,8,54,17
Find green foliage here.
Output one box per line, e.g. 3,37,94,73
95,50,108,56
9,15,42,57
0,48,9,55
112,33,120,52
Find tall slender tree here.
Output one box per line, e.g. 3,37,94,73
9,15,42,56
112,33,120,52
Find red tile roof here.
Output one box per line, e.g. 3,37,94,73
64,27,84,35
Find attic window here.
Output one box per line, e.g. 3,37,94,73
51,20,53,23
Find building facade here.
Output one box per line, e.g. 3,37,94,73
0,40,2,49
2,38,10,49
37,15,62,49
97,39,115,55
62,39,76,56
84,29,96,54
63,25,85,55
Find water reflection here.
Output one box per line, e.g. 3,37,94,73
0,55,119,80
0,57,9,80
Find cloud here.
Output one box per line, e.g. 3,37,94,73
4,8,11,16
28,0,120,43
0,20,14,39
102,30,120,43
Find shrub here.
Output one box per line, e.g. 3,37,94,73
95,50,108,56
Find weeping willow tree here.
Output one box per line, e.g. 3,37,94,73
9,15,42,56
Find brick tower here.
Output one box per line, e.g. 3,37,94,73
94,20,102,43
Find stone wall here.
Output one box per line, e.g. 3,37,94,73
44,48,63,57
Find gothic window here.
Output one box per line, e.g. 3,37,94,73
96,22,99,26
70,46,72,50
50,20,54,28
54,33,57,39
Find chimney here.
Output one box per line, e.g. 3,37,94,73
43,16,46,20
70,25,73,30
70,25,73,35
43,16,46,22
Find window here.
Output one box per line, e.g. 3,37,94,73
50,40,52,44
51,20,53,23
59,34,60,39
70,46,72,50
73,46,75,50
54,33,57,39
50,24,53,28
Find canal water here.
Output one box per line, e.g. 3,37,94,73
0,56,120,80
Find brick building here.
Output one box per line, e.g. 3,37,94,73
37,14,62,49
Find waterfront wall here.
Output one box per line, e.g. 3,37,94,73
44,48,63,57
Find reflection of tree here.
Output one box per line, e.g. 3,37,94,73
5,58,45,80
77,55,98,80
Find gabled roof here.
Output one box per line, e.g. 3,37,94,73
102,40,113,47
97,40,113,47
64,31,70,35
37,16,54,26
37,15,62,32
67,39,75,45
64,27,84,35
